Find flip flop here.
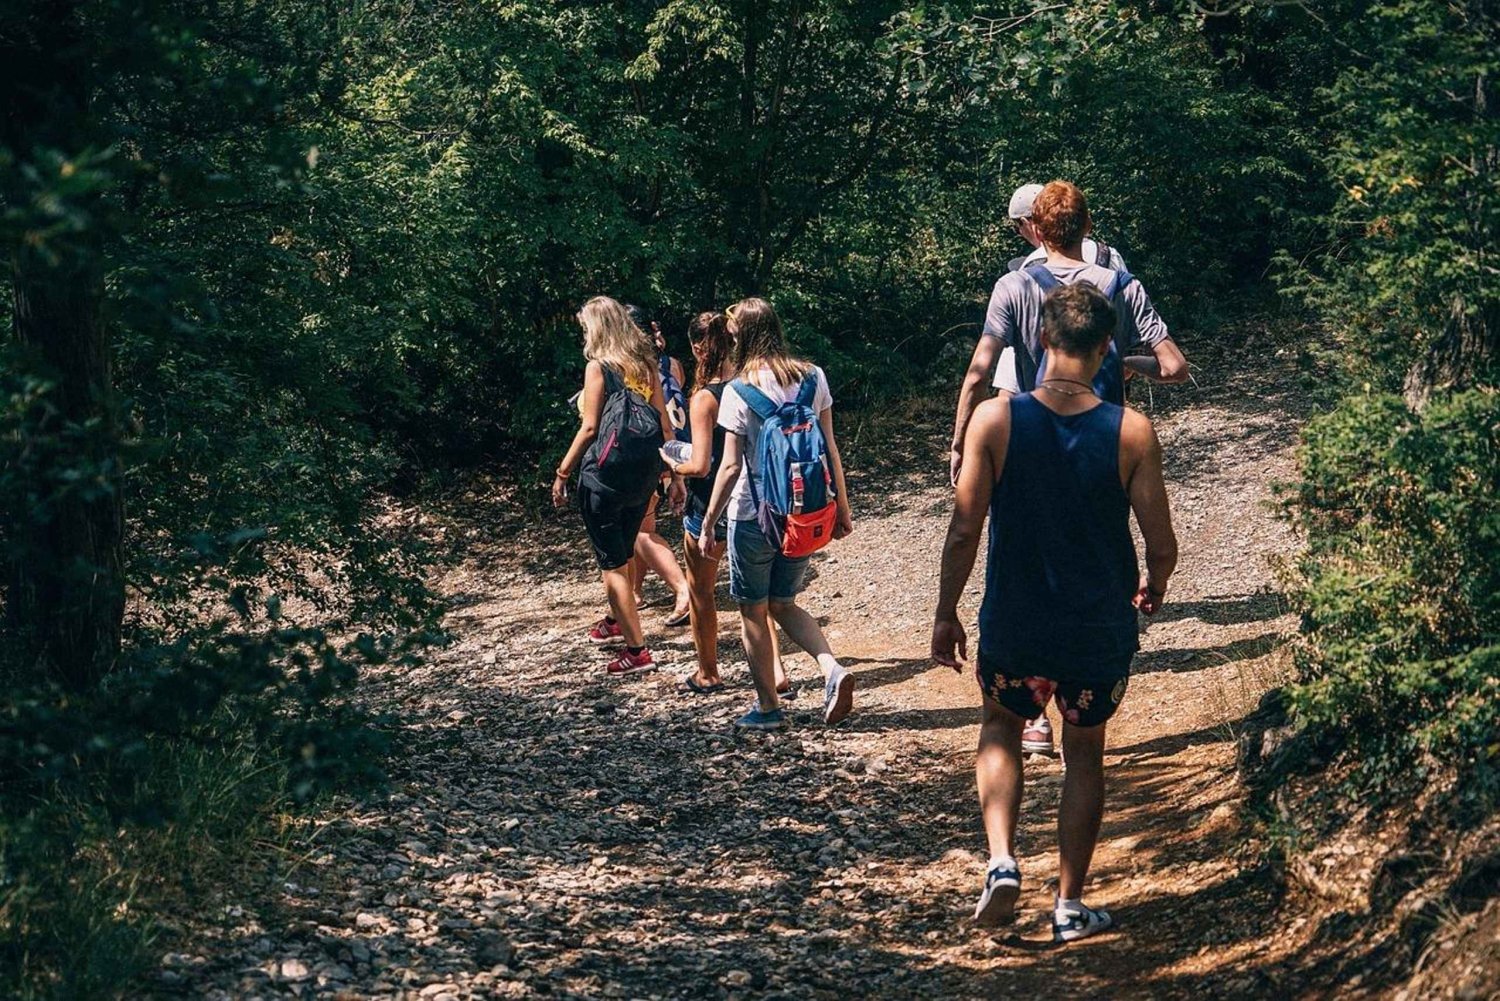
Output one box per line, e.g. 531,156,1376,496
678,675,725,695
664,607,691,628
777,681,799,700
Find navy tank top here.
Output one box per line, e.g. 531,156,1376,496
979,394,1139,673
685,383,727,520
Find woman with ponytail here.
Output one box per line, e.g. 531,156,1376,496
663,312,788,696
697,298,855,730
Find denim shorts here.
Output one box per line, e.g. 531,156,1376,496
728,518,811,604
682,511,728,543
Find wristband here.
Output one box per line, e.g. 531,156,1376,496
555,469,570,480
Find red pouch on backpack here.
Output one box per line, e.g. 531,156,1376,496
782,502,836,558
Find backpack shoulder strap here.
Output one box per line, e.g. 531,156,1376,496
731,378,778,420
794,370,819,408
1022,263,1061,292
601,365,624,393
1094,241,1111,267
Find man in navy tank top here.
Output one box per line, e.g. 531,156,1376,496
932,283,1179,943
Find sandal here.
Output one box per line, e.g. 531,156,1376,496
776,680,799,700
678,675,725,695
664,607,691,628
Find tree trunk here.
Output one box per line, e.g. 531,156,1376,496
3,0,125,689
1404,296,1499,409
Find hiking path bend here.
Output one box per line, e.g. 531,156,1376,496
176,341,1317,1000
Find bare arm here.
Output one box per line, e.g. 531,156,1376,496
697,432,743,554
1121,409,1178,611
933,397,1009,668
950,335,1002,484
1123,338,1189,384
666,388,718,478
554,362,606,504
817,405,854,537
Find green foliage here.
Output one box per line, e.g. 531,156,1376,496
1284,390,1500,808
1277,0,1499,388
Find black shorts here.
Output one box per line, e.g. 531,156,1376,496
977,648,1131,728
577,483,649,571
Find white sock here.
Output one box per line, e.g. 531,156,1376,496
987,855,1017,872
1056,897,1085,918
816,653,842,679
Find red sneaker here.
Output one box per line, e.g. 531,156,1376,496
606,648,656,677
587,618,623,645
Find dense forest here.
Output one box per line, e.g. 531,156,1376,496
2,0,1496,996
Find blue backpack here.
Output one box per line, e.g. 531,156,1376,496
731,372,837,557
1017,264,1133,406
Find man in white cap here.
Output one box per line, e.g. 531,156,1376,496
1005,182,1127,273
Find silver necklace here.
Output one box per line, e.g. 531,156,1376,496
1037,379,1096,398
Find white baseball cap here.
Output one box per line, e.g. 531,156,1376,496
1007,183,1044,220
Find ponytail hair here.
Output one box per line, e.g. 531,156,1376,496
687,311,733,393
727,297,810,388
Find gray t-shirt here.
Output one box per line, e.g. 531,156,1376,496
983,261,1170,391
718,366,834,522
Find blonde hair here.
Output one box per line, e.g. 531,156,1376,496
728,297,810,388
577,296,655,390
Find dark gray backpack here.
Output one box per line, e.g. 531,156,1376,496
579,367,662,504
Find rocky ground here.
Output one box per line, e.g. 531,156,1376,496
161,337,1356,1000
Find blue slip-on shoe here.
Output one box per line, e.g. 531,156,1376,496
974,860,1022,927
1052,900,1114,942
734,705,788,731
822,664,855,725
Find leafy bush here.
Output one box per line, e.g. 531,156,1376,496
1284,390,1500,809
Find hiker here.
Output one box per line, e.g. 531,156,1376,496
932,282,1178,942
624,305,691,627
950,180,1189,757
662,311,791,697
996,182,1130,412
696,297,856,731
1004,181,1128,275
552,296,678,677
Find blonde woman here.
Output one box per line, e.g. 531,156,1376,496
553,296,676,677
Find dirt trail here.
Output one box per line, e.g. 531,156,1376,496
172,340,1319,999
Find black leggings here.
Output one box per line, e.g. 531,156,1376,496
578,483,649,571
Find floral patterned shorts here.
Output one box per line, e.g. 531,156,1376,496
977,648,1130,728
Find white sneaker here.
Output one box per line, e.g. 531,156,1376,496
973,859,1021,927
1052,900,1113,942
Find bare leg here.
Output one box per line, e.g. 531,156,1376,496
602,565,645,648
766,600,840,682
633,501,688,617
738,602,781,713
1057,722,1107,900
629,554,646,605
681,537,721,686
978,697,1025,861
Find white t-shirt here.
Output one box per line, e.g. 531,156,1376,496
717,365,833,522
1023,238,1128,272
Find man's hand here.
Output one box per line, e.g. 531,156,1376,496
834,506,854,540
931,616,968,671
1133,576,1167,615
949,446,963,487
